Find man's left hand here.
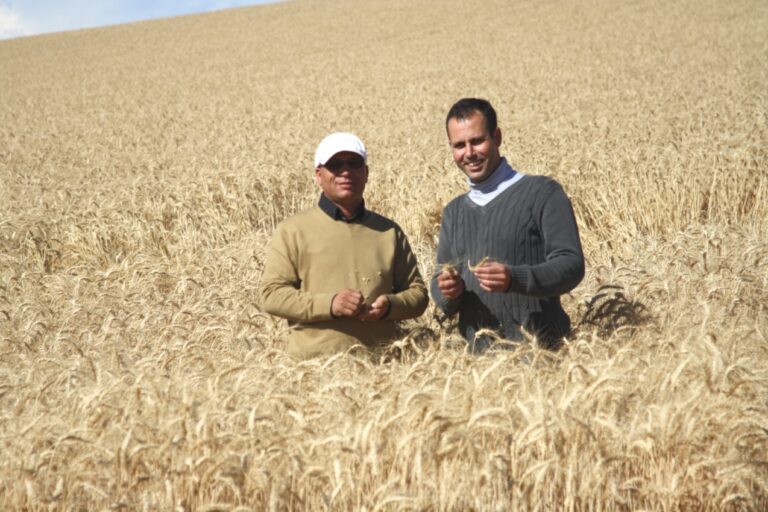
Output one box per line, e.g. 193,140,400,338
359,295,390,321
473,261,511,293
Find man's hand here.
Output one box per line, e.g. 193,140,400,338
359,295,390,321
331,288,366,318
473,261,511,292
437,268,465,300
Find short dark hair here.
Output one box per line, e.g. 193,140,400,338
445,98,498,135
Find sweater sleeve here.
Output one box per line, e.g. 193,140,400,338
430,203,463,316
260,222,335,323
507,181,585,297
386,227,428,320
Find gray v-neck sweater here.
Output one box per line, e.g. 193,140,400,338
430,175,584,346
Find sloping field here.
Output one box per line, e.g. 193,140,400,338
1,0,766,509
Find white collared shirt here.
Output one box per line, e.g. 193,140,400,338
467,158,526,206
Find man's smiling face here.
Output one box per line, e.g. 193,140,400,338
447,111,502,183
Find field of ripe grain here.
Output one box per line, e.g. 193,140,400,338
1,0,766,510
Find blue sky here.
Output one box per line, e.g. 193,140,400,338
0,0,281,40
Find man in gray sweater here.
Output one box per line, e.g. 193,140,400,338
431,98,585,352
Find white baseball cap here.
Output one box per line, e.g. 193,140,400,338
314,132,367,168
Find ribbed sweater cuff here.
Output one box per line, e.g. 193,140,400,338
314,293,336,321
508,266,530,293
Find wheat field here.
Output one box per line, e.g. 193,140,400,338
1,0,767,510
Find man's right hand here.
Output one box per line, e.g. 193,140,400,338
331,288,366,318
437,269,464,300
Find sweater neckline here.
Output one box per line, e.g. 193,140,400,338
465,169,527,209
466,158,525,206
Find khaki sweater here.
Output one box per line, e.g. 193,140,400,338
260,205,428,358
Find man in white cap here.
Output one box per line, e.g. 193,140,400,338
260,132,428,359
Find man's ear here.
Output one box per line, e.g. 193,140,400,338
315,167,322,185
494,127,502,147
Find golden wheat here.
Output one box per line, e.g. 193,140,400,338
1,0,767,510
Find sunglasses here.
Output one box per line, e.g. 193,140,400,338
323,156,365,172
